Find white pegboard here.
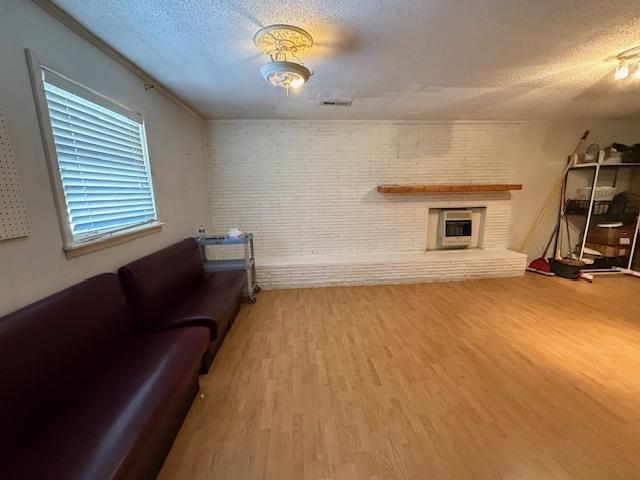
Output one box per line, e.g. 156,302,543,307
0,107,30,240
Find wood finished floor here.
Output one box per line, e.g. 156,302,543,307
158,274,640,479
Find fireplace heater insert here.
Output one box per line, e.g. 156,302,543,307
438,209,473,248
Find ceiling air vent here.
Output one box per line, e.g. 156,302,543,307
319,97,353,107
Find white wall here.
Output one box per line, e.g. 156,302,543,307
0,0,211,315
206,120,640,265
208,121,519,258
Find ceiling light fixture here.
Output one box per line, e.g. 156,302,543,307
254,24,313,95
615,61,629,80
614,46,640,80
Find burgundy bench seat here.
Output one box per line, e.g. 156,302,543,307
0,273,209,480
118,238,246,371
159,270,246,346
1,327,208,480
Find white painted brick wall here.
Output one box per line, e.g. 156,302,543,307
256,250,527,289
206,120,526,288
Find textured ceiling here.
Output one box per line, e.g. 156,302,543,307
52,0,640,120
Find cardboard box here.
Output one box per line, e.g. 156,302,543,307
585,242,629,258
586,224,635,247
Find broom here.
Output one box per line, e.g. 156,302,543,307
526,224,557,275
521,130,590,276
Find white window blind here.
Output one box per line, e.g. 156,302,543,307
41,69,157,242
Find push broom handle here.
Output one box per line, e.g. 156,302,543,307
519,161,573,252
519,131,589,253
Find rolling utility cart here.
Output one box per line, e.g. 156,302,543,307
196,233,260,303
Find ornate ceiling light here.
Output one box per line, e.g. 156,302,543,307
254,24,313,95
614,46,640,80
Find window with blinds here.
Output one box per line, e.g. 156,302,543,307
41,68,157,243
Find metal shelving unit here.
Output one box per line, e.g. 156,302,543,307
566,162,640,278
196,233,260,303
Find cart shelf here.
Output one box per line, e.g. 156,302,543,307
204,258,255,272
196,233,260,303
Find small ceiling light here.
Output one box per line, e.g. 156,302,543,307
254,24,313,95
615,61,629,80
260,61,310,91
614,46,640,80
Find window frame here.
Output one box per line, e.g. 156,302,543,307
26,49,162,257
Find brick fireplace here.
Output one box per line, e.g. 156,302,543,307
207,120,528,289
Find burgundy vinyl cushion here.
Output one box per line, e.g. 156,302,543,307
159,271,247,339
1,327,209,480
119,238,247,373
0,273,134,467
119,239,246,339
118,238,205,329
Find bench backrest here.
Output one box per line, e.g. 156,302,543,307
0,273,135,467
118,238,205,329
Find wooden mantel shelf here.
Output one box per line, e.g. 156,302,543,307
377,183,523,194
